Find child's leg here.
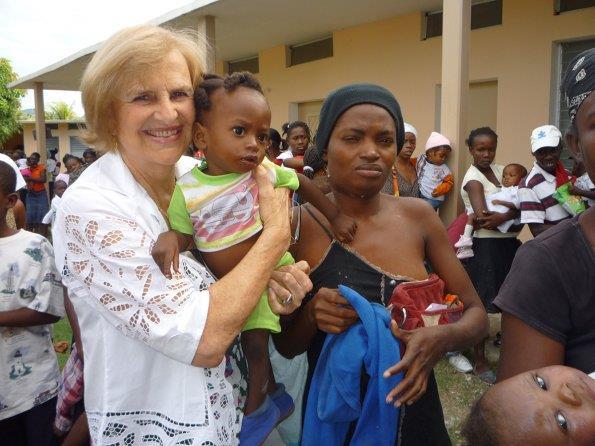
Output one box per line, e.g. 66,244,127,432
241,329,274,415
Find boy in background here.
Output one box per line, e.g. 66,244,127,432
0,160,65,445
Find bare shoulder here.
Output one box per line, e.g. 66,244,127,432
383,194,437,220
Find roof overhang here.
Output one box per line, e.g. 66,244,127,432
9,0,442,91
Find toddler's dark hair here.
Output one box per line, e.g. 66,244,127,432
505,163,527,178
194,71,263,123
0,161,17,195
285,121,311,140
466,127,498,149
303,147,325,179
269,129,281,148
461,392,503,446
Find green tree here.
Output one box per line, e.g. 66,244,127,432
45,101,78,120
0,58,26,145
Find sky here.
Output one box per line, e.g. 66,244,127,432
0,0,192,116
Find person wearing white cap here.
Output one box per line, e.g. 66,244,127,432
518,124,571,237
381,122,422,197
0,153,26,230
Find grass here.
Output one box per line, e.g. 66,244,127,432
53,317,73,369
435,314,502,445
51,316,501,445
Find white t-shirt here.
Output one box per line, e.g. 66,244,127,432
53,152,244,445
460,164,519,239
41,195,61,225
575,173,595,207
416,155,452,201
485,186,521,232
276,150,294,161
0,230,65,420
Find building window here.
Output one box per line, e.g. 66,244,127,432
227,56,259,74
287,37,333,67
422,0,503,40
554,0,595,14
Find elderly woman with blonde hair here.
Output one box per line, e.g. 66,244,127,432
52,25,311,445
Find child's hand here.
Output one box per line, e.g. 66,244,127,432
330,213,357,244
491,199,506,206
568,185,584,196
431,191,439,198
151,231,181,279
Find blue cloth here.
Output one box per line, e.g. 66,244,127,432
302,285,403,446
26,190,49,224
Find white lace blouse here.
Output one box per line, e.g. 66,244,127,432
53,152,240,445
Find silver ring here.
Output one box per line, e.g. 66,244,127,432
282,293,294,306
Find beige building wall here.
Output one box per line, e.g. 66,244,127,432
218,0,594,189
22,122,84,173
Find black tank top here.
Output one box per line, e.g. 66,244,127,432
301,206,451,446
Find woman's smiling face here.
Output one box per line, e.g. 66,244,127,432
114,49,195,169
487,366,595,445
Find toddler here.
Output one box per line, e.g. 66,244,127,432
0,160,65,444
416,132,454,210
462,365,595,446
41,179,68,226
151,72,356,445
455,163,527,259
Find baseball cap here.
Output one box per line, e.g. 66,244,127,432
530,125,562,153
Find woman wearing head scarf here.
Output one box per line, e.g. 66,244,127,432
275,84,488,445
381,122,421,197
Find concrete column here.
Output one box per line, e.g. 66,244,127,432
34,82,47,165
197,15,216,72
439,0,471,225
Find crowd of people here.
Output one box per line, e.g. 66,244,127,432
0,24,593,446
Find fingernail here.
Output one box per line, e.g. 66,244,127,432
386,397,392,403
383,372,390,378
395,401,401,408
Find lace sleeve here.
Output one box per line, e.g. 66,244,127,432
53,202,213,365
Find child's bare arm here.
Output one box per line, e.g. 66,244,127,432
297,173,357,243
569,185,595,200
0,308,60,327
151,230,194,279
491,199,517,210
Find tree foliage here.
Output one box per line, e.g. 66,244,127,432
0,58,25,144
45,101,78,120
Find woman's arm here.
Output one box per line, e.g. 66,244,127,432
193,167,295,366
384,203,488,406
496,313,564,381
64,290,83,360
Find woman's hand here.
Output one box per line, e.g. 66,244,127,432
268,261,313,315
476,210,509,230
384,321,447,407
254,165,290,243
308,287,359,334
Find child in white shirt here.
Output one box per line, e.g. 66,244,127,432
41,179,68,226
416,132,454,210
0,160,65,444
455,163,527,259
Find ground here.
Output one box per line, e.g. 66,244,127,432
51,315,502,446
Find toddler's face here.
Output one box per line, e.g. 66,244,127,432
195,86,271,175
502,165,524,187
489,365,595,445
426,146,450,165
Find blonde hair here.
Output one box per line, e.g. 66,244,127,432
80,25,205,151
